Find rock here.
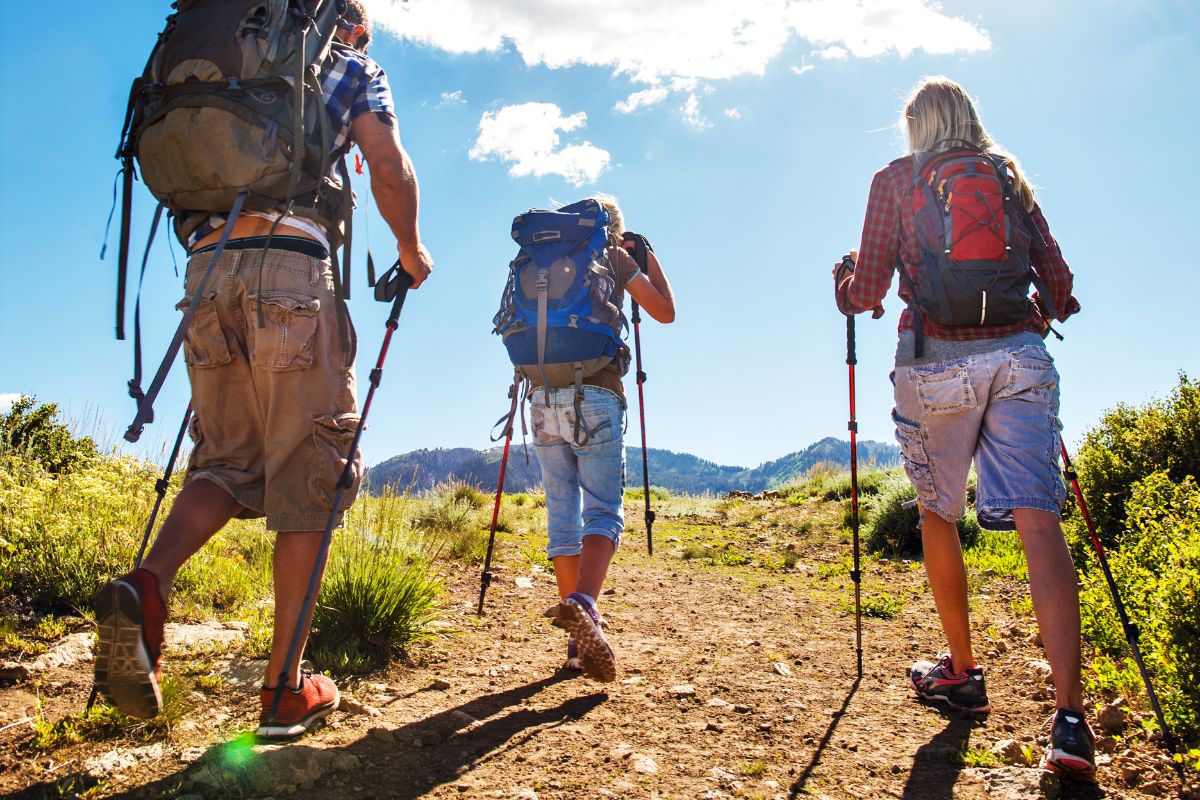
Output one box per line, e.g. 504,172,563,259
629,754,658,774
338,695,381,717
669,684,696,698
84,743,165,777
515,577,534,589
988,738,1027,766
609,743,635,760
706,698,730,708
179,747,207,764
432,678,452,690
994,639,1008,654
1026,659,1053,684
1098,699,1127,734
1,632,94,679
732,704,752,713
619,675,645,685
1141,780,1169,796
165,622,247,652
369,727,396,744
224,657,270,692
1119,762,1143,785
708,767,739,789
510,790,538,800
960,767,1060,799
706,721,724,733
772,661,792,677
190,744,360,795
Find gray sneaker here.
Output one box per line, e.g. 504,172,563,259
545,593,616,682
910,655,991,713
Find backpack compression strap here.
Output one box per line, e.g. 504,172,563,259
128,202,167,418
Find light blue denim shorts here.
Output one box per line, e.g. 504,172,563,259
531,385,626,558
892,343,1067,531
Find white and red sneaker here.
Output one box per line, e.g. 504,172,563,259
257,672,339,740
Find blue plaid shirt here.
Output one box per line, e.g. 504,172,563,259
182,46,394,248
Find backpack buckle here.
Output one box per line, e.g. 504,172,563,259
226,76,243,92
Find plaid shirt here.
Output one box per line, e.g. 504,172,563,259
836,156,1076,339
182,46,394,247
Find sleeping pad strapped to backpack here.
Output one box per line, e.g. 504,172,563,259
493,199,629,444
903,141,1055,354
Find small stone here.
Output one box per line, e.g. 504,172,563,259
515,577,534,589
370,727,395,744
1141,780,1169,796
1026,659,1053,684
1097,699,1127,734
706,721,724,733
609,743,635,760
629,754,658,774
670,684,696,698
758,721,774,732
989,738,1027,765
733,704,752,713
994,639,1008,654
1120,763,1143,785
619,675,645,685
455,785,471,793
432,678,452,690
706,697,729,708
510,790,538,800
772,661,792,677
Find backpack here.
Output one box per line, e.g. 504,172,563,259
493,200,629,440
112,0,356,442
902,141,1055,353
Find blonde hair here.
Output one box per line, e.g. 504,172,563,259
587,193,625,238
902,76,1036,211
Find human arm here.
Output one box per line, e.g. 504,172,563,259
1026,202,1079,325
351,111,433,288
622,238,675,323
835,167,899,317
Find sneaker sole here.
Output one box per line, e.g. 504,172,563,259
555,600,616,683
910,678,991,714
92,580,161,719
256,684,340,740
1042,749,1097,783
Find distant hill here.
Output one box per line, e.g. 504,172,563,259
365,436,899,496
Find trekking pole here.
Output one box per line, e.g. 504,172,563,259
267,262,413,725
85,401,194,715
1059,440,1178,756
838,255,864,679
477,374,521,616
623,233,656,556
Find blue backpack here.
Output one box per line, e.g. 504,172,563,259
493,199,629,393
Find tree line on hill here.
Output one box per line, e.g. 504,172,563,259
364,436,901,496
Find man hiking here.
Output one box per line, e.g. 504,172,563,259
495,194,675,682
93,1,434,739
834,77,1094,779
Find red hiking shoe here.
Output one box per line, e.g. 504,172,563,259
257,672,340,740
92,568,167,719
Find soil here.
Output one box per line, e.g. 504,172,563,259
1,497,1194,800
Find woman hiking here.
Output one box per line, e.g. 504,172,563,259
501,194,675,682
834,77,1094,780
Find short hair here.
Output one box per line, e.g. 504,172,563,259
587,193,624,238
344,0,372,50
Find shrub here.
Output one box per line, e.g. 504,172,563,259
310,524,442,673
0,396,97,474
1079,472,1200,745
446,480,489,510
865,475,979,554
1071,373,1199,548
625,485,670,502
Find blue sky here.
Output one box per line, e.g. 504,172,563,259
1,0,1197,469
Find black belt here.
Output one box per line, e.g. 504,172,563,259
190,235,329,260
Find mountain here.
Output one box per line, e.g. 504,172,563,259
365,436,899,496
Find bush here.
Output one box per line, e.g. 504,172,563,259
0,396,96,474
1079,472,1200,745
865,475,979,554
625,485,670,502
311,523,442,673
1072,373,1199,548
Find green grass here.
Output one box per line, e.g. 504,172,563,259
957,745,999,768
963,530,1028,581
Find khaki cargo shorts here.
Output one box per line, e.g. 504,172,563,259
179,245,361,531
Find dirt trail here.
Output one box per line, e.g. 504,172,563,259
1,500,1192,800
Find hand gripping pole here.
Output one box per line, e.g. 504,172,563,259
267,262,413,726
478,375,522,616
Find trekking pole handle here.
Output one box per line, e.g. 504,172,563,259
841,256,857,366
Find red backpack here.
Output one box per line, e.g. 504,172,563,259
901,141,1054,353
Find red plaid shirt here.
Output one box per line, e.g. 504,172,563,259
837,156,1076,338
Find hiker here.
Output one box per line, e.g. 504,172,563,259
495,195,675,681
93,2,433,739
834,77,1093,779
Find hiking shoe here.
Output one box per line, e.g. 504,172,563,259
257,672,340,740
545,593,616,682
562,638,582,672
1042,708,1097,782
910,655,991,713
92,568,167,719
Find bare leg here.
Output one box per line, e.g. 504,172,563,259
1013,508,1084,710
575,535,616,599
552,555,581,600
921,509,976,674
140,478,244,598
264,531,327,689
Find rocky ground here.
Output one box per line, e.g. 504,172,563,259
1,494,1193,799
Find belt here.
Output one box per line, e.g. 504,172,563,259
190,235,329,261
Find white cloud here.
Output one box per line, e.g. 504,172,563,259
680,94,711,131
438,89,466,106
817,45,849,60
615,87,669,114
0,393,23,414
724,107,742,120
790,64,816,76
368,1,991,85
469,102,611,186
